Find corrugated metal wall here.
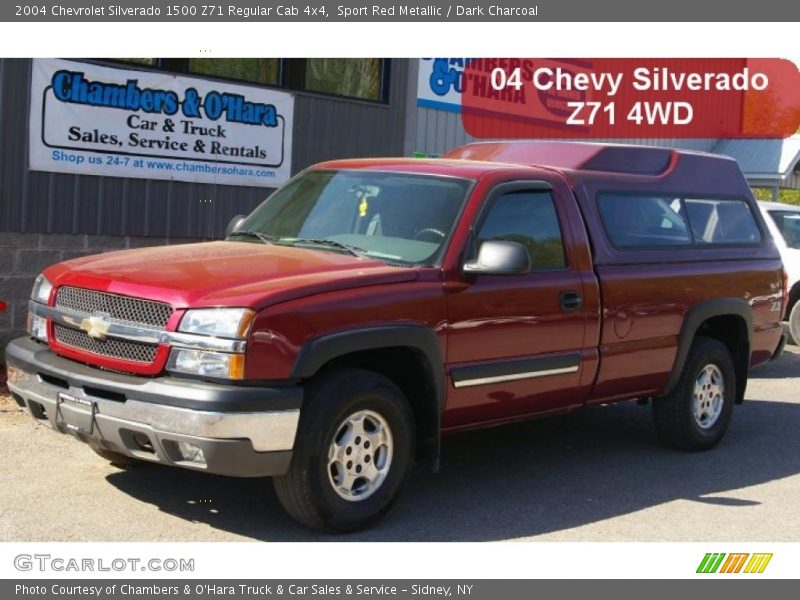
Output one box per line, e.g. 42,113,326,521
0,59,5,203
415,107,472,155
0,58,410,240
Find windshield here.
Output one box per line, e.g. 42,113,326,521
768,210,800,249
230,170,472,265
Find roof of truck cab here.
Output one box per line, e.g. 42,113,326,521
315,141,747,189
443,140,739,177
311,157,538,179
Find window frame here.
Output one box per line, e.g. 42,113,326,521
289,58,390,103
767,208,800,249
468,181,570,272
94,58,391,105
596,191,766,251
185,57,284,88
246,167,477,268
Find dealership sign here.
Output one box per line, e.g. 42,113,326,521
417,58,469,112
417,57,593,124
29,59,294,187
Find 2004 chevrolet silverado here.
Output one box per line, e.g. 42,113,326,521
6,141,787,531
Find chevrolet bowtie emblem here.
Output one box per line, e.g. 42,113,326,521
80,314,111,340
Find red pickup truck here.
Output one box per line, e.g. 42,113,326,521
6,141,787,532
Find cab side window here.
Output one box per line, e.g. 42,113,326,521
597,193,761,248
684,197,762,244
597,194,691,248
476,190,566,270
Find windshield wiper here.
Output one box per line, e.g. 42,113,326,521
280,238,367,257
229,230,279,245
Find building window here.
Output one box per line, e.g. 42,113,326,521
304,58,384,101
114,58,158,66
98,58,389,102
188,58,280,86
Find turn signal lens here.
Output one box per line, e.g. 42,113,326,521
167,348,245,380
27,313,48,342
228,354,246,380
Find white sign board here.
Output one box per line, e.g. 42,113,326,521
417,58,468,113
29,59,294,187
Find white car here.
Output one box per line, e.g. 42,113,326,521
759,201,800,343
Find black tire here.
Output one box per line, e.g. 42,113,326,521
273,368,415,532
89,444,142,469
653,337,736,451
788,301,800,346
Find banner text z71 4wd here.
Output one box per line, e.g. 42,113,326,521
456,58,800,139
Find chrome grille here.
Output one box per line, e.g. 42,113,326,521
55,287,172,329
53,325,158,363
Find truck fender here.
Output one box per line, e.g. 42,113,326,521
663,298,753,402
290,324,446,469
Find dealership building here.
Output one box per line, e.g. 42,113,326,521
1,57,799,346
0,57,414,346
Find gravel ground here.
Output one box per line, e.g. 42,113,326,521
1,345,799,542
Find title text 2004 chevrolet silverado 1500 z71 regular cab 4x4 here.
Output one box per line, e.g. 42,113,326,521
6,141,787,532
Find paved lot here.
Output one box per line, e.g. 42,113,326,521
2,345,799,542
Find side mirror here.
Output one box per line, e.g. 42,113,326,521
463,240,531,276
225,215,246,238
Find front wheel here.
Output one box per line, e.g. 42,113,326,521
653,337,736,451
273,369,414,532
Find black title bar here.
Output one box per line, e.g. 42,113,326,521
5,579,800,600
3,0,800,22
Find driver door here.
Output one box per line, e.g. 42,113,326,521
444,183,591,427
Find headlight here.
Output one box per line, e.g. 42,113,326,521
167,349,245,380
171,308,253,379
31,274,53,304
179,308,255,338
28,274,52,342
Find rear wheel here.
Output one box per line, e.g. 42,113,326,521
788,301,800,346
273,368,414,532
653,337,736,451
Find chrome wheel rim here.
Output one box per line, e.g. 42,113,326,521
327,409,394,502
692,364,725,430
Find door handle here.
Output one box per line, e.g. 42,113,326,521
559,290,583,311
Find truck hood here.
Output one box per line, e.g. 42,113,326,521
44,241,419,309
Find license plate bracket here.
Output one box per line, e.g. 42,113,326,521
56,392,97,435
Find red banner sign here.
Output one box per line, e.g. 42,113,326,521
461,58,800,139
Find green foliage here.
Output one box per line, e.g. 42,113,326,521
305,59,382,100
753,187,800,206
189,58,280,85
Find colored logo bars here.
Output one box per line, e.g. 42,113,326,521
697,553,773,574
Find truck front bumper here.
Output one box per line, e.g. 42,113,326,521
5,337,301,477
